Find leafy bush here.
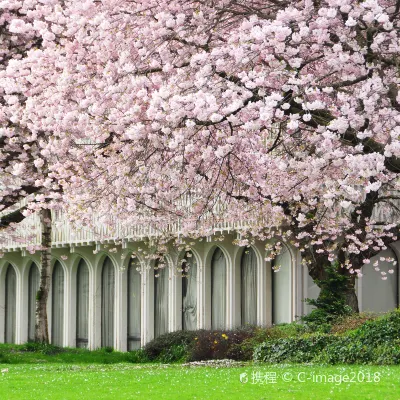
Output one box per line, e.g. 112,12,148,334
268,323,306,338
254,334,334,363
189,326,258,361
227,323,306,361
144,330,197,362
350,309,400,347
0,352,10,364
102,346,114,354
126,349,150,363
143,323,308,362
302,263,353,332
20,342,64,355
254,309,400,365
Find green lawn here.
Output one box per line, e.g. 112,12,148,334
0,363,399,400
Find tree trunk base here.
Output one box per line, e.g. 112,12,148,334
345,288,359,313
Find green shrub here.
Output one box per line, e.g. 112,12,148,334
102,346,114,354
226,323,305,361
126,349,150,363
254,334,334,363
372,341,400,365
144,330,196,362
0,352,10,364
254,309,400,365
269,323,306,338
143,327,258,362
348,309,400,347
20,342,64,355
314,336,373,364
189,326,256,361
302,263,353,332
158,344,187,363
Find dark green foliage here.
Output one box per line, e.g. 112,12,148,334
102,346,114,353
158,344,187,363
0,310,398,366
0,352,10,364
125,349,150,363
0,343,149,364
143,330,197,362
143,324,304,362
254,334,334,363
302,263,353,332
21,342,64,355
226,323,306,361
254,309,400,365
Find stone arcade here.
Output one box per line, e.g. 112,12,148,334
0,214,399,350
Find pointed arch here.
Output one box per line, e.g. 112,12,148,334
211,247,227,329
240,247,257,325
154,260,169,338
272,244,293,324
181,251,197,330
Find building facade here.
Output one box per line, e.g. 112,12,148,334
0,214,399,350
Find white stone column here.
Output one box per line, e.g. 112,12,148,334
63,263,72,347
141,267,154,345
115,264,126,351
0,263,6,343
226,252,235,330
92,259,102,349
69,261,78,348
88,260,96,350
170,267,181,332
199,254,211,329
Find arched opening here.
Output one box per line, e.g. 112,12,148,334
211,248,227,330
127,259,141,350
5,264,17,343
101,257,115,348
76,259,89,348
272,245,292,324
241,247,257,325
28,263,40,341
154,261,168,338
52,261,64,346
182,252,197,330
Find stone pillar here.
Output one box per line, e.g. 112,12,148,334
141,266,154,345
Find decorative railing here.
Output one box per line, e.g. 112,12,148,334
0,195,398,251
0,208,250,251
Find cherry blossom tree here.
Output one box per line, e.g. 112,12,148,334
6,0,400,313
0,0,66,342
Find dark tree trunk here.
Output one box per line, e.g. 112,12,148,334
305,249,359,314
35,208,52,343
344,276,359,313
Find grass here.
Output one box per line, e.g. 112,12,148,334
0,312,398,398
0,343,148,364
0,363,399,399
